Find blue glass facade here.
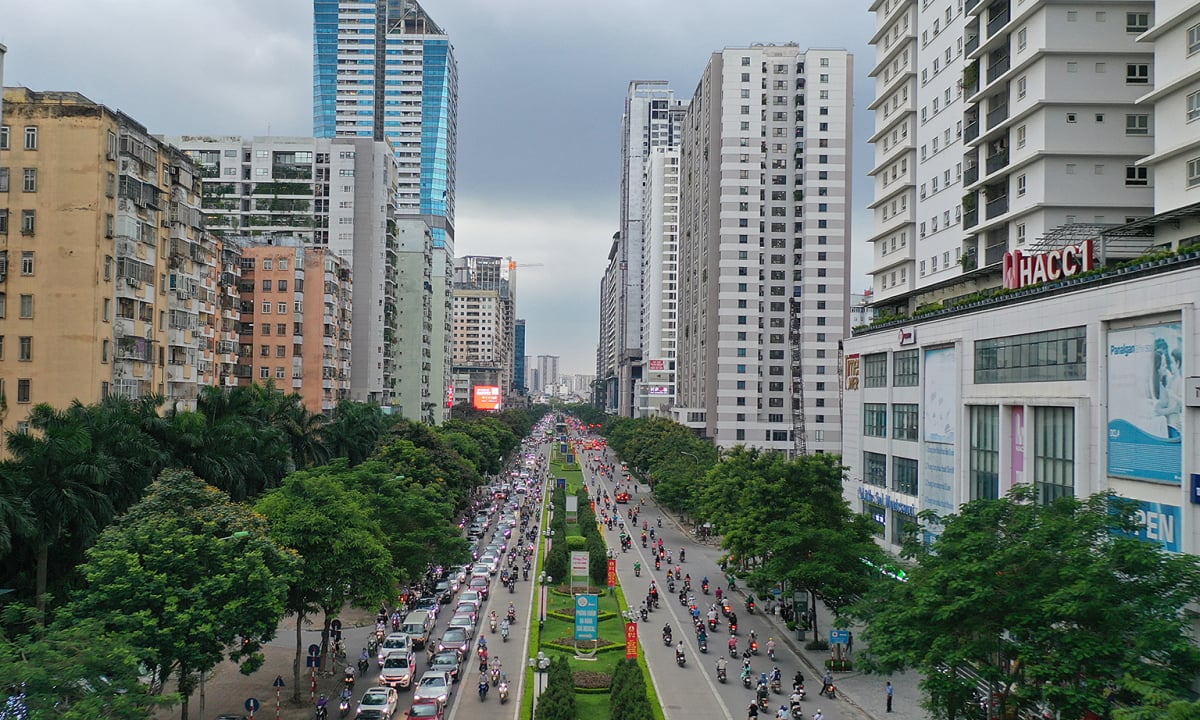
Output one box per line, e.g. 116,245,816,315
421,39,453,248
514,320,526,392
312,0,339,138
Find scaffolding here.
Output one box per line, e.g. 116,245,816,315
789,296,807,457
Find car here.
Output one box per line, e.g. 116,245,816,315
428,651,461,684
378,633,410,664
480,554,500,575
448,576,461,594
471,563,490,578
468,575,489,601
403,699,445,719
379,651,415,689
414,596,440,617
356,686,399,718
458,591,483,609
413,671,453,706
453,602,477,623
433,581,452,603
434,627,470,660
447,613,475,638
356,711,386,720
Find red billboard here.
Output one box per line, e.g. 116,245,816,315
625,622,638,659
472,385,502,411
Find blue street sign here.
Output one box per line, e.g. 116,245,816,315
829,629,850,645
574,594,599,641
557,478,567,489
305,655,321,668
272,675,286,688
245,697,260,712
307,643,321,657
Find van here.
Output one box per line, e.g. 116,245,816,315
402,611,433,649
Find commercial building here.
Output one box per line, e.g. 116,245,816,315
234,238,352,413
0,88,220,433
164,135,401,408
603,81,685,416
450,256,516,401
844,0,1200,555
673,45,854,454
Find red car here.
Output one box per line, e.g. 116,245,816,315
615,492,631,504
403,699,444,719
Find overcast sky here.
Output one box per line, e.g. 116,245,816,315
0,0,875,375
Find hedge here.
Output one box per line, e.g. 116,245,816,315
535,656,577,720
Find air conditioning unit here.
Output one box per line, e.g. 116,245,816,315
126,277,139,287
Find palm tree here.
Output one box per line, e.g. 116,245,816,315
7,403,115,620
70,395,169,514
276,396,329,471
323,401,385,466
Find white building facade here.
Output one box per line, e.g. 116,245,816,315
636,146,682,417
675,45,853,454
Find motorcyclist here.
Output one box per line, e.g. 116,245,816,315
747,701,760,719
813,710,824,720
478,677,489,700
821,670,834,697
315,693,329,719
662,623,673,643
767,637,777,658
729,636,738,654
680,547,686,562
675,640,686,662
716,656,728,677
500,618,510,639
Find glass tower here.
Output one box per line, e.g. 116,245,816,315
314,0,457,250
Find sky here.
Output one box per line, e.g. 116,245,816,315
0,0,876,375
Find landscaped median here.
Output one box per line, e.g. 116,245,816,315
521,458,663,720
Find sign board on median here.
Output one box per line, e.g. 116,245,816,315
607,558,617,589
565,495,578,524
829,629,850,645
574,594,599,641
570,551,589,593
625,622,639,658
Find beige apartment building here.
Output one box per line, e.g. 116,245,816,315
0,88,217,433
236,238,351,414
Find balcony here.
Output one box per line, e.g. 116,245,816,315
964,165,979,186
986,194,1009,219
986,103,1009,129
987,4,1010,36
965,33,980,56
964,207,979,229
985,242,1007,266
964,119,980,143
965,0,981,11
986,54,1010,84
985,148,1009,175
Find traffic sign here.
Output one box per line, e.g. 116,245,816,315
245,697,261,712
305,655,321,668
330,619,342,631
272,675,286,688
829,629,851,645
307,643,321,657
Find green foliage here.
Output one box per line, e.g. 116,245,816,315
68,469,297,715
544,489,569,582
609,658,655,720
853,487,1200,720
535,656,578,720
604,417,716,514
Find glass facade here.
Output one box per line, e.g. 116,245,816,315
893,349,919,386
892,456,919,495
864,451,887,487
968,405,1000,500
864,403,887,437
974,326,1087,384
892,403,919,441
313,0,339,138
864,352,888,387
1034,406,1074,504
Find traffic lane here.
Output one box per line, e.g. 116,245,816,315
581,462,735,720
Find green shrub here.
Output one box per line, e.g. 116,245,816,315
565,535,587,549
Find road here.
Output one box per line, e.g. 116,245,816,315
582,442,868,720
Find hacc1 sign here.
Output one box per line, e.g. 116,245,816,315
1002,239,1094,290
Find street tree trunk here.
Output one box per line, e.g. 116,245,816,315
292,612,304,703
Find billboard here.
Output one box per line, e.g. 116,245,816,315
1113,498,1182,553
574,594,599,641
647,359,666,371
923,347,957,444
446,383,455,408
1106,322,1183,483
472,385,502,411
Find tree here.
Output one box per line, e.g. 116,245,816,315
0,606,173,719
69,469,297,720
255,469,395,702
321,400,386,467
853,486,1200,720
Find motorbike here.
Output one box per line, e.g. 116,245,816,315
750,640,759,655
717,665,728,683
342,671,355,693
490,666,501,686
663,630,673,646
729,622,738,635
728,639,738,658
771,677,782,694
338,697,350,718
478,681,489,701
315,699,329,720
699,637,708,654
742,671,753,689
675,650,686,667
757,694,771,714
667,579,676,594
523,566,529,581
657,517,662,527
790,703,804,720
502,625,509,642
498,680,509,704
490,617,497,633
792,683,807,701
709,617,718,631
746,598,757,614
634,566,641,577
357,657,369,675
702,581,710,595
820,681,837,700
508,579,516,593
507,609,517,625
642,537,647,548
640,607,648,622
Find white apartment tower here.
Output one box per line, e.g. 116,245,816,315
867,0,1156,312
609,81,685,416
675,45,853,454
637,145,682,417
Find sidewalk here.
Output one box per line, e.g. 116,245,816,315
657,503,925,720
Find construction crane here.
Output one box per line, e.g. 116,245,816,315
789,296,808,457
507,261,545,271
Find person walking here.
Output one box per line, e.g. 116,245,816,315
886,681,894,712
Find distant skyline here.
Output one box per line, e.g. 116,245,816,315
0,0,875,375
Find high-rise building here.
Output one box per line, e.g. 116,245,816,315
604,81,685,416
393,217,436,421
536,355,560,393
236,237,353,413
450,256,516,400
164,135,401,407
673,46,853,454
0,88,221,431
313,0,457,422
866,0,1155,312
637,145,682,417
513,319,526,394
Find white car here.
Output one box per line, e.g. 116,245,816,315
459,591,483,609
379,651,414,689
413,671,453,706
377,633,409,664
447,613,476,639
356,686,398,718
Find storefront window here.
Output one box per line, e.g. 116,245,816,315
891,508,917,545
864,451,887,487
864,501,886,537
893,456,919,495
1034,406,1074,504
969,406,1000,500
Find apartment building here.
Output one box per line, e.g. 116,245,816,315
451,256,516,401
164,135,401,408
236,238,352,413
674,46,853,454
0,88,215,433
636,146,682,417
394,217,436,422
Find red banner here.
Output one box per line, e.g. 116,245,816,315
607,559,617,588
625,622,638,659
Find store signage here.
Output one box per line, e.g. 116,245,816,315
1002,239,1094,290
1114,498,1182,553
647,359,665,371
857,486,917,516
646,385,671,395
898,327,917,346
844,353,861,390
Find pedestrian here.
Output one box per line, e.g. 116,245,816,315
886,681,893,712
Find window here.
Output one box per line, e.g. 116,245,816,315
969,406,1000,500
17,378,31,404
1017,27,1027,50
278,279,288,292
1034,406,1074,504
1066,112,1077,123
859,451,887,490
19,294,32,318
21,210,35,235
864,353,887,387
22,168,36,192
260,366,271,379
975,326,1087,383
0,167,7,193
893,457,919,495
23,127,37,151
18,336,31,361
1188,91,1200,122
261,301,272,313
20,252,34,276
1125,166,1149,186
1016,125,1026,147
1125,63,1149,84
1066,10,1077,21
1067,61,1078,73
864,404,888,437
1188,157,1200,188
277,303,287,314
1126,12,1149,33
1125,113,1150,135
1189,23,1200,55
262,279,272,292
893,349,919,386
893,404,919,441
0,127,7,150
276,345,286,358
1017,174,1026,196
1017,76,1026,99
1016,223,1027,243
262,259,273,270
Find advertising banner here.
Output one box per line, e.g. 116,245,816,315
607,559,617,588
1009,406,1025,492
472,385,502,411
1113,498,1182,553
574,594,599,641
625,622,639,658
1106,322,1183,483
923,347,957,444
